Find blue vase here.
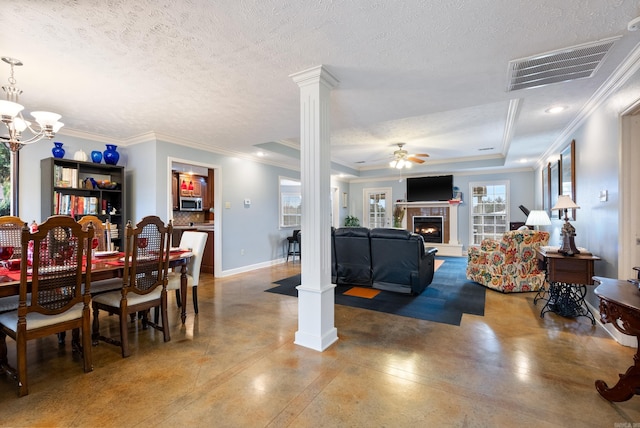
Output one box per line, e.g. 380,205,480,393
52,142,65,159
103,144,120,165
91,150,102,163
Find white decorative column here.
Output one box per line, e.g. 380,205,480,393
448,200,461,245
290,65,339,351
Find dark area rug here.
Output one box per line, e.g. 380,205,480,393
266,256,485,326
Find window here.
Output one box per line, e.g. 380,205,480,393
470,181,508,245
280,177,301,227
0,145,10,215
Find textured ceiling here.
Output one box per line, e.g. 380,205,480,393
1,0,640,178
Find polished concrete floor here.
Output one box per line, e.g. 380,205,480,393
1,261,639,427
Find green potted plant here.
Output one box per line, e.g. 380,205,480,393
344,215,360,227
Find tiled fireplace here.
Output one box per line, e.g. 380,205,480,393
399,201,463,256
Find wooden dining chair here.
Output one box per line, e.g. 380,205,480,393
0,216,26,314
166,230,208,314
0,215,93,396
78,215,123,296
91,216,172,358
78,215,107,251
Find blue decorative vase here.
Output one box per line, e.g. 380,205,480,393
91,150,102,163
52,142,65,159
103,144,120,165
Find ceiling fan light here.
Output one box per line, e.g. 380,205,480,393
405,162,411,169
389,160,397,168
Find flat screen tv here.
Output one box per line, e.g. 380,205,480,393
406,175,454,202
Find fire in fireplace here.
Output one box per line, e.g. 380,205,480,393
413,216,444,244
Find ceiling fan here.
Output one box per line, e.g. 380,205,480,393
389,143,429,169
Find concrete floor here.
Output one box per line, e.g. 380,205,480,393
1,261,639,427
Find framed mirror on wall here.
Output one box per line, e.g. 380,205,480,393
542,163,549,214
550,160,560,219
560,139,576,220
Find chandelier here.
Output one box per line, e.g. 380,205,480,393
0,56,64,216
0,57,64,152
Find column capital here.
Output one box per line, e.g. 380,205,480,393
290,65,339,89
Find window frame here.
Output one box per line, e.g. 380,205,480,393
279,176,301,228
468,180,510,245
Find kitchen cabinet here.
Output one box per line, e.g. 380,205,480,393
172,173,179,211
201,230,214,274
202,180,210,210
172,227,214,274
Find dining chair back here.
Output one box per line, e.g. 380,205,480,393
0,215,93,396
167,231,207,313
91,215,172,358
0,216,26,313
78,215,107,251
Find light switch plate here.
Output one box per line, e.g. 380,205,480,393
225,201,231,209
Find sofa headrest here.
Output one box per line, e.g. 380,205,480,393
335,227,370,238
370,228,412,240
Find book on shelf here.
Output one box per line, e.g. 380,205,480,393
54,165,79,188
53,193,99,215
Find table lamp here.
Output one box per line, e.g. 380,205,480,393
551,195,581,256
525,210,551,230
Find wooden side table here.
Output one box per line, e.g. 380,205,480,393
535,248,600,324
593,276,640,402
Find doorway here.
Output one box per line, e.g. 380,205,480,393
363,187,392,228
168,157,221,277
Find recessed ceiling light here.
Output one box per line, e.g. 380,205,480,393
545,106,567,114
519,158,527,163
256,151,265,157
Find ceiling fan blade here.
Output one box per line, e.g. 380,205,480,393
411,153,430,157
407,156,425,164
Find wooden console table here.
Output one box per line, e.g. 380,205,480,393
593,276,640,402
535,248,600,324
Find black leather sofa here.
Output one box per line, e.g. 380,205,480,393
332,227,438,295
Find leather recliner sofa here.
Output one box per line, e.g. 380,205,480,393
332,227,438,295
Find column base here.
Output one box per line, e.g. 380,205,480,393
294,284,338,351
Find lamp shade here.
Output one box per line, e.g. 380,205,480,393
0,100,24,118
551,194,580,210
525,210,551,226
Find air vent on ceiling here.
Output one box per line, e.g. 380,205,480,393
507,37,619,91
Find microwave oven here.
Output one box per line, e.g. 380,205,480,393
180,197,202,211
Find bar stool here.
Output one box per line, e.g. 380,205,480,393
286,230,301,262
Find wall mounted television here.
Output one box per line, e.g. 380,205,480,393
406,175,454,202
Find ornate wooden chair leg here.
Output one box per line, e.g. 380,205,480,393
71,328,81,353
193,286,198,314
120,311,130,358
0,330,7,373
57,331,66,346
92,306,100,345
17,334,28,397
175,289,181,307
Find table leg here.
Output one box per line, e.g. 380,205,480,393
595,352,640,402
180,263,187,324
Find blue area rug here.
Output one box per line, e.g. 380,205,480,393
266,256,485,326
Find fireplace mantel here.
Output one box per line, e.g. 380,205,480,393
398,200,463,256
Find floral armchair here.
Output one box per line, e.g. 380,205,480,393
466,230,550,293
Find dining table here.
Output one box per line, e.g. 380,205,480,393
0,249,193,324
